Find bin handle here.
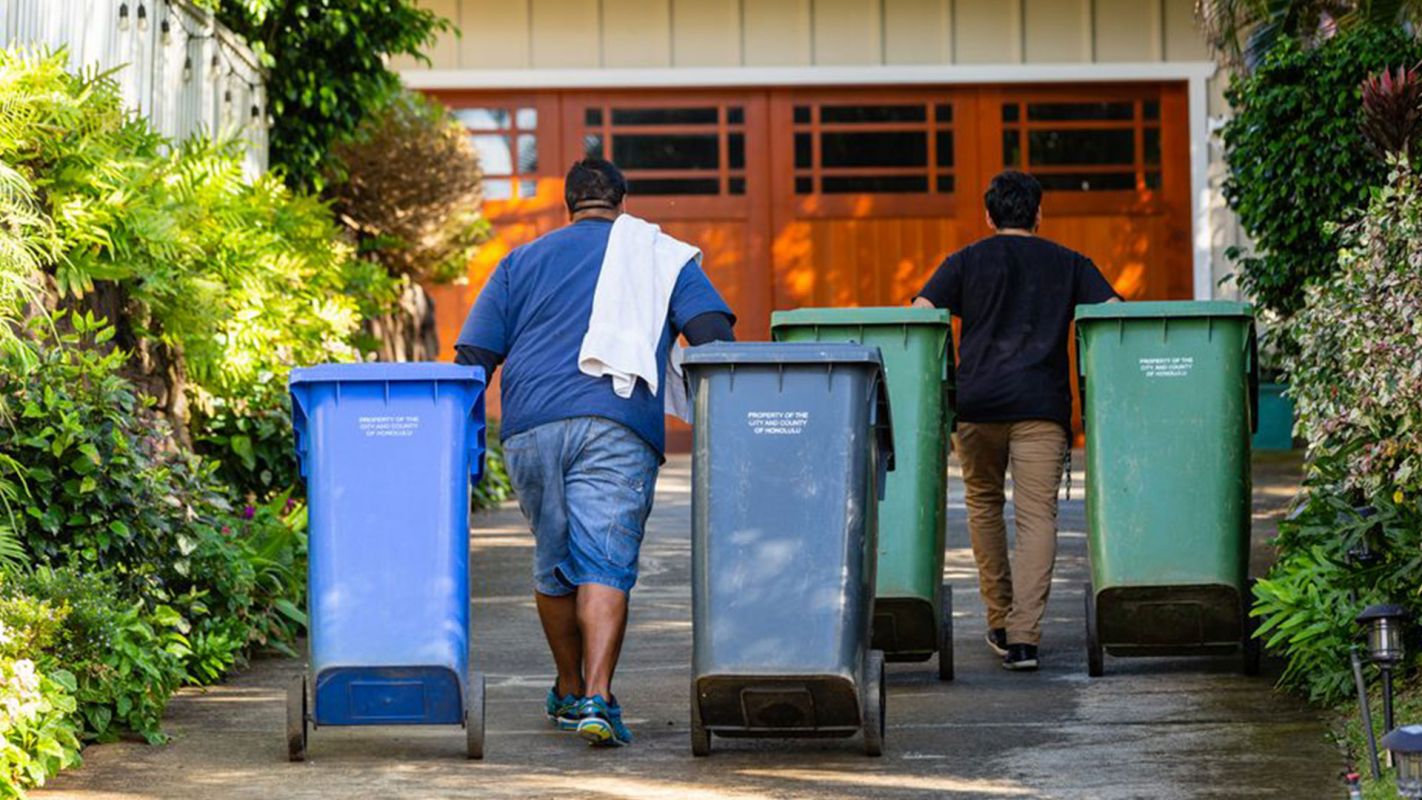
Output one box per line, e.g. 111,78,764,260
289,385,310,479
467,388,487,485
1247,321,1260,435
1074,326,1087,434
941,328,957,435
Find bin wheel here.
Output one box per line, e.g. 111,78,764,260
285,673,307,762
1085,582,1104,678
690,679,710,757
863,650,885,757
1242,580,1262,677
937,583,955,682
466,671,486,760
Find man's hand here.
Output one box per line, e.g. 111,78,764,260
911,296,936,309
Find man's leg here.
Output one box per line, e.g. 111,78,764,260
504,426,584,704
956,423,1014,634
562,420,659,745
577,584,628,700
1004,420,1069,647
536,592,584,697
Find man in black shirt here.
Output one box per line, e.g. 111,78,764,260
914,170,1118,671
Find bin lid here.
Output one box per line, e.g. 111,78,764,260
1075,300,1253,322
289,362,486,386
771,306,950,328
682,341,885,367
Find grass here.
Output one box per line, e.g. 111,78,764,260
1336,674,1422,799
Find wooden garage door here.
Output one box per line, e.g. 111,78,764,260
426,83,1192,430
769,85,1192,310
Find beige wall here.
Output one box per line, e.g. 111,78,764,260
392,0,1210,70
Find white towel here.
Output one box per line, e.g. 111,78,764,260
579,214,700,421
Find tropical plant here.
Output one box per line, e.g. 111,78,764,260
1220,26,1422,317
1252,491,1422,703
1253,68,1422,705
1360,64,1422,156
0,47,393,499
199,0,452,191
1197,0,1422,70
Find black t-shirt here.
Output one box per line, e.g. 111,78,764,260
917,234,1118,431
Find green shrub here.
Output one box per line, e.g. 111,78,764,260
1288,162,1422,501
3,315,210,590
199,0,451,191
0,48,394,502
1253,161,1422,703
327,89,490,284
1221,26,1422,317
9,568,185,745
0,319,306,709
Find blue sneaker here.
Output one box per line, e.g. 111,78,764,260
545,686,582,731
575,695,631,747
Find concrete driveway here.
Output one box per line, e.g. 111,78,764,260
36,453,1337,799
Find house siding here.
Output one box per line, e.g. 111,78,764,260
393,0,1205,69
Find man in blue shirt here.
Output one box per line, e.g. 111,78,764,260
455,159,734,747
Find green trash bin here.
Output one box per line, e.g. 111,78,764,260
772,307,956,681
1075,300,1261,677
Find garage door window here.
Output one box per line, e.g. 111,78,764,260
582,105,747,196
455,107,538,200
792,102,955,195
1001,100,1161,192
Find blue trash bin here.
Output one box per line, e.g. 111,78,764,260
682,342,895,758
286,363,488,761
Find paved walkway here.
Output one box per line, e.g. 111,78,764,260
38,453,1335,799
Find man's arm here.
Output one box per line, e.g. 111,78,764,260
454,344,503,377
681,311,735,345
1075,256,1122,305
914,253,961,312
453,259,512,374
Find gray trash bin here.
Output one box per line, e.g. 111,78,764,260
682,342,895,757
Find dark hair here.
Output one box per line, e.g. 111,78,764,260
984,170,1042,230
565,158,628,214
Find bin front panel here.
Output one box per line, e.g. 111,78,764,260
290,367,484,725
1077,307,1253,594
686,355,882,684
772,308,952,609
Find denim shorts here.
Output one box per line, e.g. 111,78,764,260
501,417,660,595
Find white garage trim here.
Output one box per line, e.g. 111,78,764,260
403,61,1220,301
399,63,1217,90
1187,73,1216,300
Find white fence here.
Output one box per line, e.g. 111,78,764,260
2,0,267,176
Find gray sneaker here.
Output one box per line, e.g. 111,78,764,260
986,628,1008,657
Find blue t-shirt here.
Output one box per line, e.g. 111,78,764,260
456,218,732,456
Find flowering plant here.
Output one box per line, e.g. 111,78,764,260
1287,159,1422,502
0,604,82,797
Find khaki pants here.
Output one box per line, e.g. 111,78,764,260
955,420,1068,646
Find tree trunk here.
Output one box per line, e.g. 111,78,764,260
55,281,192,450
363,281,441,362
